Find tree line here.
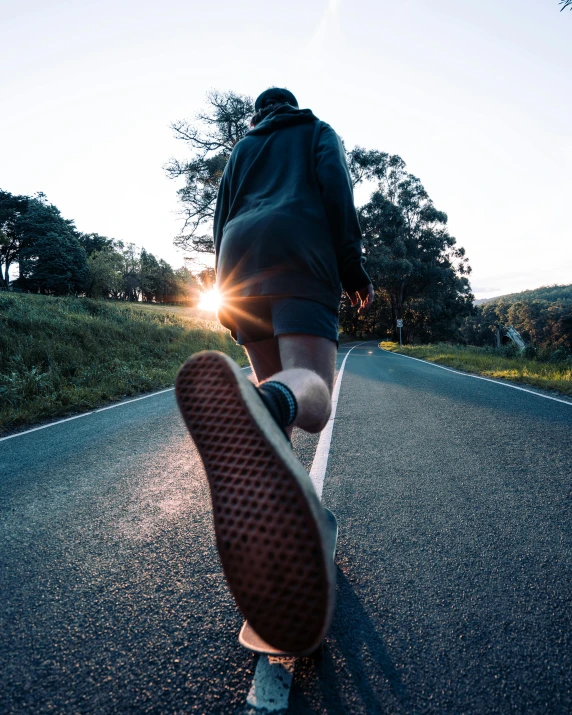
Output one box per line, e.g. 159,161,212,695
462,285,572,358
5,91,567,354
0,191,198,303
165,91,474,342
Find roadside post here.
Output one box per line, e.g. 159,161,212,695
397,319,403,346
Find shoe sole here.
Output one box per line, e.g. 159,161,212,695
175,351,335,654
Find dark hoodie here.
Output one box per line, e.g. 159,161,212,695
213,105,370,313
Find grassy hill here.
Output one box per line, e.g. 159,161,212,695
0,293,247,434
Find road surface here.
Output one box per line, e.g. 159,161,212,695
1,342,571,713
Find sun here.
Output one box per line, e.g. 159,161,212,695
197,287,221,312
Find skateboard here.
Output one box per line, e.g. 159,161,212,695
238,507,338,657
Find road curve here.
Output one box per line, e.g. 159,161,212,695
1,343,571,714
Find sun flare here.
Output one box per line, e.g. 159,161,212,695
197,288,221,312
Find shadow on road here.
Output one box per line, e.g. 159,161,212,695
343,351,572,426
288,567,409,714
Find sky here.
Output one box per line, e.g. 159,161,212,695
1,0,571,298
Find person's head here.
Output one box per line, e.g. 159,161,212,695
251,87,299,127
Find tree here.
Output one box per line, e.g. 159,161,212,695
347,148,407,194
172,265,200,305
462,295,572,354
165,90,254,254
353,152,473,341
154,259,178,302
114,241,141,301
139,250,192,303
152,261,198,303
139,248,161,302
15,195,88,295
84,248,123,298
79,232,114,257
560,1,572,11
0,190,29,290
194,266,216,291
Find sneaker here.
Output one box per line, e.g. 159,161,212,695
175,351,335,654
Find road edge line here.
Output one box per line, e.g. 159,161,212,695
379,348,572,407
0,388,176,443
0,366,253,443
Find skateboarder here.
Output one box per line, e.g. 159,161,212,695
176,87,373,654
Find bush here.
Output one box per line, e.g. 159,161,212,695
501,344,519,359
548,348,570,364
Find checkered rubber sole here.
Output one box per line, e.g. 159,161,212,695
175,351,335,654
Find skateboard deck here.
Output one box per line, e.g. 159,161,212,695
238,507,338,657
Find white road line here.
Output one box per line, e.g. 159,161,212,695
246,657,296,712
379,348,572,407
0,388,175,443
245,343,365,712
309,342,365,499
0,366,253,444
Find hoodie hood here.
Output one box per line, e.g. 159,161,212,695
248,106,318,135
254,87,299,111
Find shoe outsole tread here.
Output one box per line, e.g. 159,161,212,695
175,351,335,653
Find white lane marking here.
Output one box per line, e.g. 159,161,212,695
380,348,572,407
0,366,253,444
0,388,175,443
246,657,296,712
309,342,365,499
245,342,367,712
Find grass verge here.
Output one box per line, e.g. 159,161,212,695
0,293,247,434
380,342,572,398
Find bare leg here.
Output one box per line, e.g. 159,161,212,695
274,335,337,434
244,334,337,434
278,334,336,394
243,337,282,385
243,338,294,439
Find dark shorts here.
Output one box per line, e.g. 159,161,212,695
219,297,339,346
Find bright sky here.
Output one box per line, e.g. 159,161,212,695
2,0,570,298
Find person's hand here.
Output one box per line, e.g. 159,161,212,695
347,284,374,315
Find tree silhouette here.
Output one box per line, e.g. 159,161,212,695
354,156,473,342
15,196,88,295
165,91,253,254
560,1,572,11
0,190,29,289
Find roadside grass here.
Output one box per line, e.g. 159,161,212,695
380,342,572,397
0,293,247,434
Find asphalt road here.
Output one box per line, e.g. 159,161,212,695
1,343,571,714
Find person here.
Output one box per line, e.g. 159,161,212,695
175,87,373,655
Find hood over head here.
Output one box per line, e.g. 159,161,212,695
248,105,317,135
254,87,299,111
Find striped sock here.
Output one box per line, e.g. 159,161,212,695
257,381,298,430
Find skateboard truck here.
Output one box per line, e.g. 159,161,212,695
239,507,338,657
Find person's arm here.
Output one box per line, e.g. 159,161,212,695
315,122,372,309
213,162,231,271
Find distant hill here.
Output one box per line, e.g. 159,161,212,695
466,284,572,352
474,284,572,307
473,296,498,305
